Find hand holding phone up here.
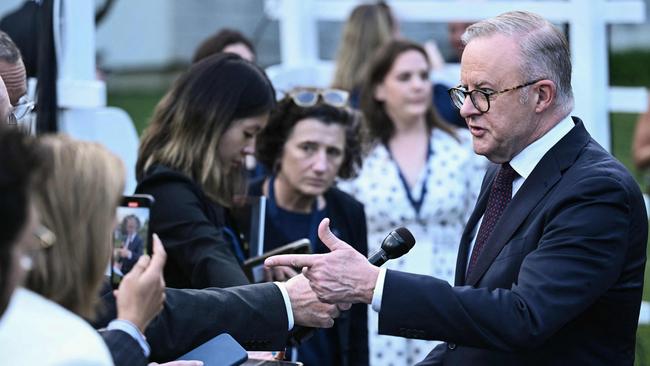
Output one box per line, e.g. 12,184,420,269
114,234,167,333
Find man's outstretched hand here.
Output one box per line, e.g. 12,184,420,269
265,218,379,304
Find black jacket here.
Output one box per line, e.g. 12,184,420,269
136,165,249,289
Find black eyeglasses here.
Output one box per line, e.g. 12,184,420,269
280,88,350,108
448,79,544,113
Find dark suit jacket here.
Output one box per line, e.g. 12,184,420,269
378,119,648,365
120,234,143,274
136,165,250,289
95,281,290,362
248,180,369,366
100,329,147,366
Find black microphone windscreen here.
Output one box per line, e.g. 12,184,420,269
383,227,416,260
394,227,415,247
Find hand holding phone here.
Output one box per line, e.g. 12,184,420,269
111,195,154,288
113,233,167,333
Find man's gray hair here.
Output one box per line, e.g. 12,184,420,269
462,11,574,115
0,30,21,64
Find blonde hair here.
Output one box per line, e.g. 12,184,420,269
331,2,394,91
27,135,124,319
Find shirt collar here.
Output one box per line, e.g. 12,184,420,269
509,115,574,179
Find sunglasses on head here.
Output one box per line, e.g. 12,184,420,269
282,88,350,108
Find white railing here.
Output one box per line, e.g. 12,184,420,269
266,0,648,151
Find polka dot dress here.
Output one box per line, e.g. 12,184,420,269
338,128,487,365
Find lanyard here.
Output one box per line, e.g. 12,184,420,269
386,136,433,217
267,175,324,251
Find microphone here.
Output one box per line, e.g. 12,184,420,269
289,227,415,346
368,227,416,266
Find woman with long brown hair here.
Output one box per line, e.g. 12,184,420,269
135,53,276,289
339,39,486,365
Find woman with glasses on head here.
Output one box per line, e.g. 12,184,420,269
135,53,276,289
251,88,368,366
338,39,486,366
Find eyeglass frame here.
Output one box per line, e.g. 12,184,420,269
6,95,35,126
448,79,545,113
280,87,350,108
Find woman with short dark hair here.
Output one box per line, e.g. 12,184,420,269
252,89,368,365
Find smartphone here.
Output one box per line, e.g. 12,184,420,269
176,333,248,366
110,194,154,288
242,360,303,365
243,238,311,283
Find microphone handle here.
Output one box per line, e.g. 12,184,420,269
367,249,388,266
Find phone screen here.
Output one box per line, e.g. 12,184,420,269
111,195,154,288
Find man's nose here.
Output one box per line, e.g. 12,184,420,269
459,94,480,118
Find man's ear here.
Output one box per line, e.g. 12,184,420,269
534,80,556,113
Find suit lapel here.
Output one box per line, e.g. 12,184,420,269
465,118,591,286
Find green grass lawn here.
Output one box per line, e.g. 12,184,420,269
611,113,650,366
107,90,165,135
610,53,650,366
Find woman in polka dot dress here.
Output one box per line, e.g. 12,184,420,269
338,39,486,366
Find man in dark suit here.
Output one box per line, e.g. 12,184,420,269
116,215,144,274
96,278,323,362
266,10,648,365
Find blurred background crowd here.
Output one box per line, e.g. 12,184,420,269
1,0,650,365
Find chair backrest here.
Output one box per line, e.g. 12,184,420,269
58,107,139,194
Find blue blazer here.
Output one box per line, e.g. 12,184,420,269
378,119,648,365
